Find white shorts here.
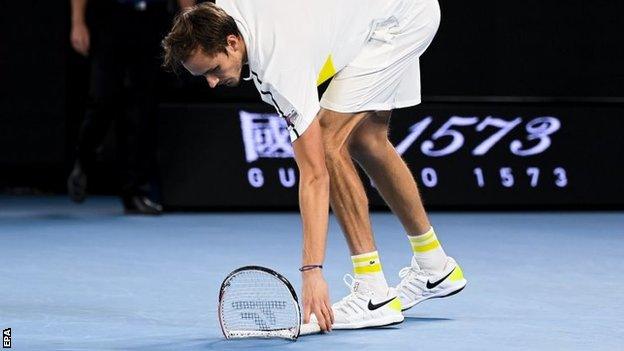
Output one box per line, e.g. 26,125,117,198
320,0,441,113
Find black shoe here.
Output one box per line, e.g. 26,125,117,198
122,195,163,215
67,161,87,203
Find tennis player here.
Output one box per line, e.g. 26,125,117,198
162,0,466,332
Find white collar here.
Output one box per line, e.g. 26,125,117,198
234,18,254,81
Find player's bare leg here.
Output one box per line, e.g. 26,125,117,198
315,108,403,329
348,111,466,311
347,111,431,236
317,108,376,256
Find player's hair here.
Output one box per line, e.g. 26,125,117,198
161,2,241,73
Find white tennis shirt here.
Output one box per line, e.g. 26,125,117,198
216,0,407,141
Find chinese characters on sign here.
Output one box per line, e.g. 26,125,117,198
240,111,293,163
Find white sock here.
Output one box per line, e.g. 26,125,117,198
351,250,388,296
407,227,448,273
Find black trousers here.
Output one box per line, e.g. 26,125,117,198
77,2,170,197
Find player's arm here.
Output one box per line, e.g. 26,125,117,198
261,68,334,330
70,0,89,56
292,117,334,332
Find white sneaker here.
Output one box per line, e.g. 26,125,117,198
326,274,404,329
397,256,467,311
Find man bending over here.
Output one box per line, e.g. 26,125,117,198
162,0,466,332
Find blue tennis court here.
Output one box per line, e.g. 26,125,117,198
1,196,622,350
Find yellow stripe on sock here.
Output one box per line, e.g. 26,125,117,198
411,240,441,253
354,263,382,274
353,260,379,267
409,228,442,253
410,236,437,248
408,231,434,243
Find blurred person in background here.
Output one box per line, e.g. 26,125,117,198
68,0,195,214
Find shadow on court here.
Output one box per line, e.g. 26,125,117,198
403,316,453,324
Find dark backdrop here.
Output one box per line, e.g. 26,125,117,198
1,0,623,205
423,1,624,99
1,0,69,192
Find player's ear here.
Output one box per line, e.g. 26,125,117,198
226,34,240,50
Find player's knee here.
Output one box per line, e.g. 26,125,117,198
349,130,389,161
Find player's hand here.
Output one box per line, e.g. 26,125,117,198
71,22,90,56
301,269,334,332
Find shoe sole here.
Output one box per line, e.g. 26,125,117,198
401,280,467,312
332,314,405,330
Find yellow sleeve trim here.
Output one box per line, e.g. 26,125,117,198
316,54,336,86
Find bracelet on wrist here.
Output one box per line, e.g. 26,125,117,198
299,264,323,272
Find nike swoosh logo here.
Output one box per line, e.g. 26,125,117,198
426,267,455,289
367,297,396,311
